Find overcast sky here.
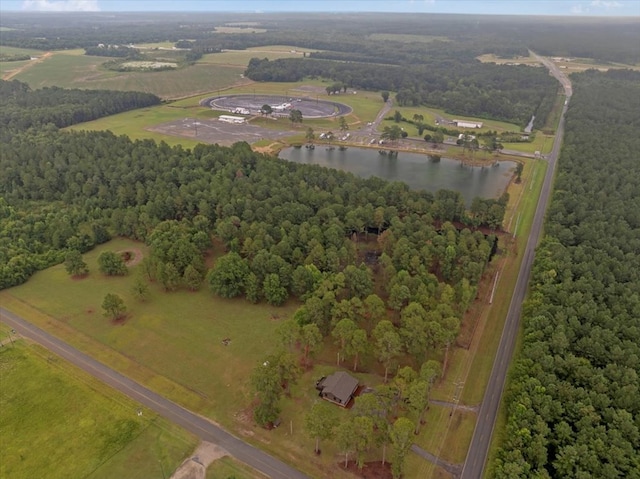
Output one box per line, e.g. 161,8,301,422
2,0,639,16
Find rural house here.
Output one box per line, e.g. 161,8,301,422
315,371,359,407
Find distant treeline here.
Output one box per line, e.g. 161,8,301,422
494,69,640,477
1,12,638,64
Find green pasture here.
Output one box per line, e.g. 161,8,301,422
207,457,267,479
4,239,299,423
0,339,196,479
201,45,313,66
0,45,43,56
67,105,211,147
10,50,242,99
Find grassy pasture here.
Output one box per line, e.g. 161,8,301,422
207,457,267,478
0,339,196,479
200,45,315,67
0,45,43,56
3,239,299,424
10,50,244,99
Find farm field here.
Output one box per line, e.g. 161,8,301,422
201,45,315,66
8,49,246,98
207,456,267,479
0,338,197,479
478,52,640,72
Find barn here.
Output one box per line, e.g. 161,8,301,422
454,120,483,129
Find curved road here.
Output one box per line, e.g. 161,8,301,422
460,54,571,479
0,307,309,479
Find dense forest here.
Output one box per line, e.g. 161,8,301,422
0,79,160,133
494,70,640,477
0,80,505,297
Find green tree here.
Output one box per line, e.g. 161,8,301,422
381,91,390,102
390,417,415,479
393,110,403,123
64,249,88,277
183,264,202,291
304,401,338,454
300,323,322,366
244,271,261,303
338,116,349,133
263,273,288,306
131,276,150,301
332,318,357,364
407,380,430,434
102,293,126,320
159,261,180,291
251,357,282,427
373,320,403,382
305,127,315,144
346,328,368,372
289,109,303,126
207,252,249,298
260,104,272,116
98,251,127,276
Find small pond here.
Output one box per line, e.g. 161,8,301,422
280,146,516,205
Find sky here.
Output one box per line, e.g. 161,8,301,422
2,0,639,16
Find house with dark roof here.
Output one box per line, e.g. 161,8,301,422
315,371,359,407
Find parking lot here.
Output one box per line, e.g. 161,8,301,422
147,117,296,146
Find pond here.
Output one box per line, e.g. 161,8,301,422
280,146,516,205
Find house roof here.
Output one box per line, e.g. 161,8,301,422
320,371,358,403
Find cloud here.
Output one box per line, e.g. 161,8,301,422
22,0,100,11
590,0,622,7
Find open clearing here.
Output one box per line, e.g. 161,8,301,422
0,337,196,479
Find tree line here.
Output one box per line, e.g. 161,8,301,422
0,79,160,134
494,69,640,477
244,57,557,128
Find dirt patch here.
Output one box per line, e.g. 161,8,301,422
339,460,393,479
169,442,228,479
116,248,143,267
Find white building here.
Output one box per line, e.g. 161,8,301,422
454,120,483,129
219,115,246,124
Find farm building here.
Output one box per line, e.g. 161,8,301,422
219,115,246,124
454,120,483,129
315,371,359,407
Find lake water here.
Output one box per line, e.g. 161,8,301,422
280,146,516,205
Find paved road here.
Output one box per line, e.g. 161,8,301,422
0,307,309,479
460,55,571,479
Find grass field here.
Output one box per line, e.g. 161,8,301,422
0,338,197,479
0,45,43,57
200,45,314,67
207,457,267,479
10,49,245,99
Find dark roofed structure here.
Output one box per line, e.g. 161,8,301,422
316,371,359,407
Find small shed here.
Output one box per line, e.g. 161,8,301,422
316,372,359,407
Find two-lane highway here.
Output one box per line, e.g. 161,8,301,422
461,54,571,479
0,307,309,479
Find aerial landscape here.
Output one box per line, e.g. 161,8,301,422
0,1,639,478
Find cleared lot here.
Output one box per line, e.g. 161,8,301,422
147,117,295,145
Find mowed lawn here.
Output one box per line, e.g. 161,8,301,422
0,339,197,479
4,239,300,425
